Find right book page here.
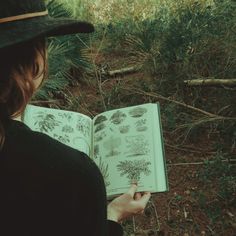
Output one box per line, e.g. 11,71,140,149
92,103,168,198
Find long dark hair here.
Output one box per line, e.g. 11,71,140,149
0,38,47,149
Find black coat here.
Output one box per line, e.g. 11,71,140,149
0,120,123,236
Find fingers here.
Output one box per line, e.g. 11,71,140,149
134,192,141,200
137,192,151,207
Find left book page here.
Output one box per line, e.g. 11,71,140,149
23,105,93,157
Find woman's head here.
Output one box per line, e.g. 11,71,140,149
0,0,94,149
0,37,47,147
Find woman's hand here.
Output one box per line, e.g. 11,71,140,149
107,183,151,223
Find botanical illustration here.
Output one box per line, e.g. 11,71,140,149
94,122,106,133
94,131,107,142
58,112,73,122
94,144,99,156
94,115,108,125
98,161,110,187
125,135,150,157
116,159,151,184
33,112,61,133
93,144,100,160
110,110,127,125
53,133,70,144
62,125,74,133
128,107,148,118
103,136,121,157
76,117,91,137
119,125,130,134
135,119,148,132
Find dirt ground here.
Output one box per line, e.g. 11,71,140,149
70,52,236,236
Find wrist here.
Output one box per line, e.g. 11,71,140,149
107,206,120,223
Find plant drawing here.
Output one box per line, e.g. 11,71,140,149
53,133,70,144
135,119,148,132
110,110,127,125
125,135,150,156
116,159,151,184
93,144,100,160
135,119,147,126
103,136,121,157
119,125,130,134
76,117,91,137
137,126,148,132
94,115,108,125
62,125,74,133
94,131,106,142
34,112,61,133
58,112,72,122
129,107,147,118
94,122,106,133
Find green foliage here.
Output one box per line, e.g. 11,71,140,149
98,0,236,98
47,0,73,17
34,0,93,101
162,104,177,130
199,153,236,200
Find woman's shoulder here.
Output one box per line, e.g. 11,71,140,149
3,120,99,175
0,121,102,183
5,120,81,156
1,121,107,226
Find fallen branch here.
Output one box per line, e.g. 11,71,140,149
102,65,141,77
184,79,236,87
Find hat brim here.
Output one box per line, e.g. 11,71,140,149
0,16,94,49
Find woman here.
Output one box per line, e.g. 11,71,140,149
0,1,151,236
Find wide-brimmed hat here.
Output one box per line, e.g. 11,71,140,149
0,0,94,49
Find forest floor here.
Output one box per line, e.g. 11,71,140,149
70,51,236,236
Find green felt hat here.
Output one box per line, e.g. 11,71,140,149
0,0,94,49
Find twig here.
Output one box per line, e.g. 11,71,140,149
125,87,235,119
149,197,160,233
207,225,216,235
90,27,108,111
132,216,136,234
167,196,177,221
175,116,236,130
96,68,107,111
167,159,236,166
165,143,216,154
30,99,62,104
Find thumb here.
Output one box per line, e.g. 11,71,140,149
126,183,138,197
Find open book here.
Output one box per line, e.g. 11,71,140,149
23,103,168,200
